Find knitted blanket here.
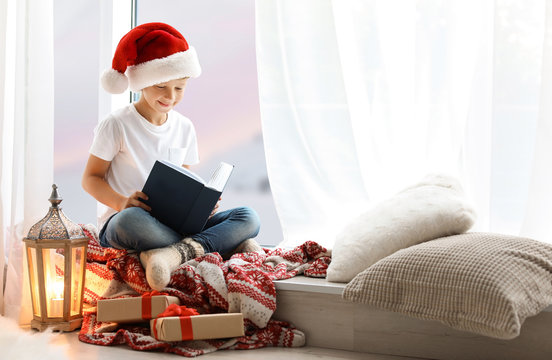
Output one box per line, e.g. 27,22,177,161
78,225,331,357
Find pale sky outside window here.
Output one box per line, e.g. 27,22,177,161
53,0,283,246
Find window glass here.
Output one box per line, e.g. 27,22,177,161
53,0,100,226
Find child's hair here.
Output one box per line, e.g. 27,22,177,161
101,22,201,94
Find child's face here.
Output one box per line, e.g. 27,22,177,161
140,78,189,114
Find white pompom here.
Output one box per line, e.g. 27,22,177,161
100,68,128,94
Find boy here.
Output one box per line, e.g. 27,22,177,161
82,22,261,291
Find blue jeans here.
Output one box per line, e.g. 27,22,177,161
99,206,261,254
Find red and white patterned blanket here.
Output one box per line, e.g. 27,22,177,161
78,224,331,357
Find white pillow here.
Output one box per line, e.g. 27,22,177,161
326,174,476,283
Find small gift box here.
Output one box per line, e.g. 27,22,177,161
97,291,180,323
150,304,245,341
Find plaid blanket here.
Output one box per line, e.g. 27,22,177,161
78,224,331,357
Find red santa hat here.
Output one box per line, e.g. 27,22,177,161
101,22,201,94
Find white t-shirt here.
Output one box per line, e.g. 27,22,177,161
89,103,200,229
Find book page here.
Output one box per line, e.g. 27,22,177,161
206,162,234,192
159,160,205,184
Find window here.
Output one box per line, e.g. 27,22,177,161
53,0,283,246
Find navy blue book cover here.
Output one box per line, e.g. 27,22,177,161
142,160,233,235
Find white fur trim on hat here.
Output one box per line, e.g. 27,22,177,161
126,47,201,92
100,68,129,94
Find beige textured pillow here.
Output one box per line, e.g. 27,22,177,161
327,174,476,283
343,232,552,339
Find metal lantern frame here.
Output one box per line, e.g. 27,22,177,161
23,184,88,331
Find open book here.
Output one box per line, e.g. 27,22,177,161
142,160,234,235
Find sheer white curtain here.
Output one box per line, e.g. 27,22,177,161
0,0,54,321
522,1,552,241
256,0,552,248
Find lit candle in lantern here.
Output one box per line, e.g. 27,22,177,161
49,276,64,317
24,184,89,331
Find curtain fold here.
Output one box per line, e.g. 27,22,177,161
256,0,371,248
257,0,550,248
0,0,54,321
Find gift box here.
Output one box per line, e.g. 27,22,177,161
150,304,244,341
97,292,180,323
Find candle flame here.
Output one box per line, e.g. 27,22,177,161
50,276,64,299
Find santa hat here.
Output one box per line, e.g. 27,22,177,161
101,22,201,94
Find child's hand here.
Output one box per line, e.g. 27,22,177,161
121,191,151,212
209,197,222,218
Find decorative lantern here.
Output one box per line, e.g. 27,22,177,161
23,184,88,331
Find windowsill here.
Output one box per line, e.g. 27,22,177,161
274,276,345,295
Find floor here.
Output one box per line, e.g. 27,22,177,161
52,332,424,360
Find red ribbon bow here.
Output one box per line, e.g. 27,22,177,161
142,290,168,297
153,304,199,341
158,303,200,318
141,290,169,319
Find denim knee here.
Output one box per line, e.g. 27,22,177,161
236,206,261,238
102,208,144,248
109,207,144,233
